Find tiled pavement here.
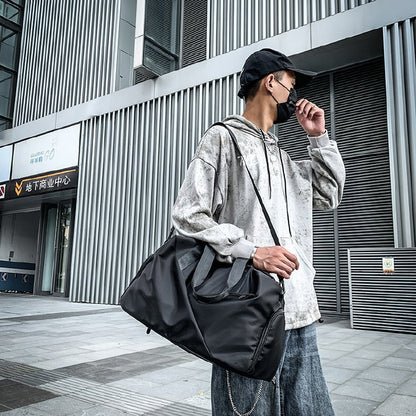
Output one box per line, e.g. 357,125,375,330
0,294,415,415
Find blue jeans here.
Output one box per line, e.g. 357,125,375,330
211,323,335,416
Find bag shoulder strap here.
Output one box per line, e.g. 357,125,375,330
211,122,280,247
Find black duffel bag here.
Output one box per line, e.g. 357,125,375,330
120,233,285,381
120,123,285,381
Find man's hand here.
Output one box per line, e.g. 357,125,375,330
253,246,299,279
295,98,325,137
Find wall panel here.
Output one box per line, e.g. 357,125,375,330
383,18,416,247
13,0,121,126
207,0,375,58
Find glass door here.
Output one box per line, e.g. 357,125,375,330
53,201,72,295
41,205,58,293
37,199,75,296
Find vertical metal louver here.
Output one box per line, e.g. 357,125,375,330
207,0,375,58
383,18,416,248
349,248,416,334
70,74,245,304
277,59,393,314
182,0,207,67
13,0,121,126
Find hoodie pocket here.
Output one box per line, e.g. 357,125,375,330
279,236,316,280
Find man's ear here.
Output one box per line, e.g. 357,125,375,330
265,74,274,93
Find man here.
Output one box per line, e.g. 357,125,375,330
172,48,345,415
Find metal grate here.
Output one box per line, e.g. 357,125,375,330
349,248,416,334
182,0,207,68
335,59,394,313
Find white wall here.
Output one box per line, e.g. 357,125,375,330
117,0,137,90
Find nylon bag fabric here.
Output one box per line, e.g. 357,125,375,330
120,233,285,381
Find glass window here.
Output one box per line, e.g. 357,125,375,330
0,69,13,118
0,116,10,131
0,26,17,68
143,0,180,76
0,1,21,24
145,0,180,53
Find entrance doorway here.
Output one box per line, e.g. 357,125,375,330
35,199,76,296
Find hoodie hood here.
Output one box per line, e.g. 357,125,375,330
222,115,278,145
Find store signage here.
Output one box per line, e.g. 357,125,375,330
1,168,78,200
0,184,5,199
12,124,80,179
0,145,12,182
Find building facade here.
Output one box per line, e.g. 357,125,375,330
0,0,415,316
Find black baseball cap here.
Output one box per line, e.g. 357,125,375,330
238,48,317,99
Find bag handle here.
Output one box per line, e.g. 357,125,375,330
192,244,249,303
212,122,280,247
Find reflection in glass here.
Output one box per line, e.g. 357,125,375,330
55,203,71,294
0,1,20,24
0,117,10,130
0,27,17,68
143,0,180,75
0,69,12,117
42,207,57,292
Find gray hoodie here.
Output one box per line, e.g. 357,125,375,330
172,115,345,329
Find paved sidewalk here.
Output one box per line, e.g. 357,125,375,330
0,294,415,416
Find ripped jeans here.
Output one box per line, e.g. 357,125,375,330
211,323,335,416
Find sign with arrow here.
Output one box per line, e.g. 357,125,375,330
0,167,78,200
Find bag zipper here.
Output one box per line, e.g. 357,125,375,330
248,308,282,374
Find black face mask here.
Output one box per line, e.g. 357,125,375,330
270,87,298,124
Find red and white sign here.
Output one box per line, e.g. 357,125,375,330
0,184,5,199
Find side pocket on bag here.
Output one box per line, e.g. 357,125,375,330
247,308,285,377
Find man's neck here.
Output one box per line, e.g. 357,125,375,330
242,98,274,133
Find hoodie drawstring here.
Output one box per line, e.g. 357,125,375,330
261,130,293,237
277,141,293,238
260,131,272,199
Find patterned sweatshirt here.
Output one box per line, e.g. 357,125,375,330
172,115,345,329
